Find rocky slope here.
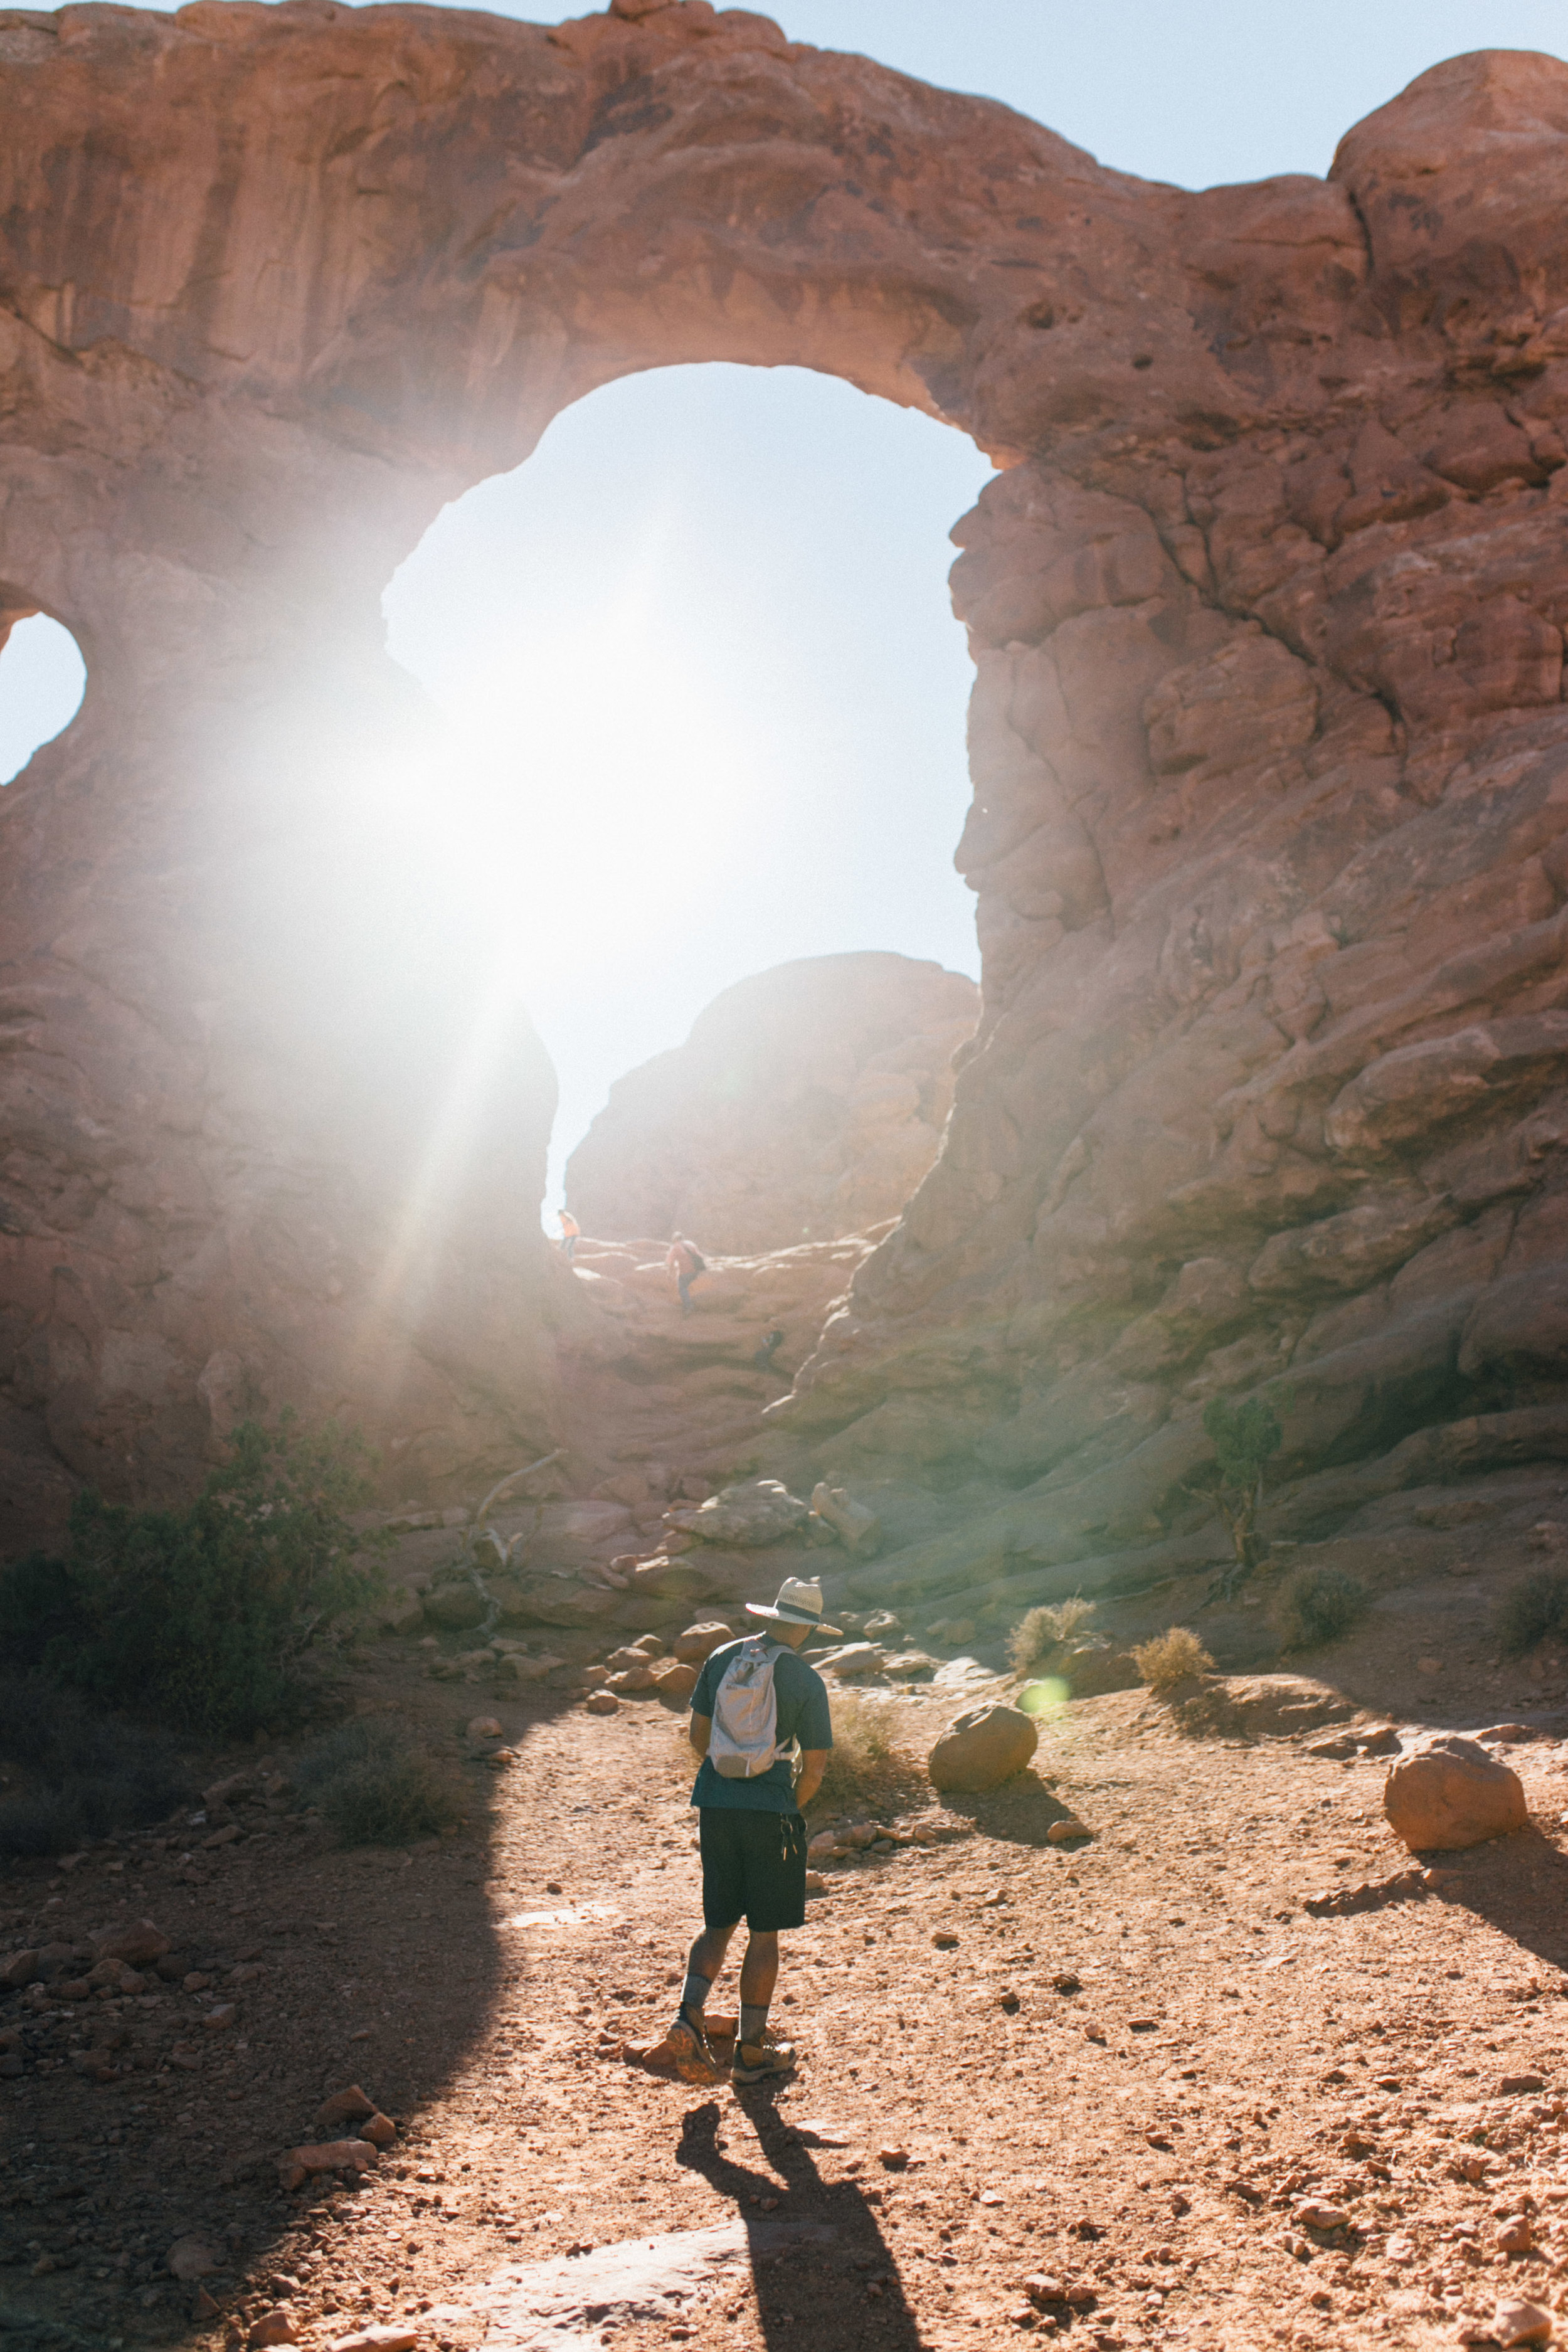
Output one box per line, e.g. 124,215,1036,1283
564,952,978,1255
1,4,1566,1592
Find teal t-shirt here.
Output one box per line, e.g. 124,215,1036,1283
689,1636,834,1813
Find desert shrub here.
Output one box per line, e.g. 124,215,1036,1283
0,1670,188,1856
807,1692,924,1820
1007,1597,1096,1673
294,1719,459,1847
1278,1566,1368,1652
1131,1626,1213,1693
0,1789,90,1858
1494,1569,1568,1656
0,1413,389,1739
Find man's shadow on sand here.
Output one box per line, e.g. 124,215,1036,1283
675,2093,923,2349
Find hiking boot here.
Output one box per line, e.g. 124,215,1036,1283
665,2015,721,2082
731,2034,797,2085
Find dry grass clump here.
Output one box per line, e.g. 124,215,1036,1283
667,1691,923,1819
1131,1626,1213,1693
1007,1597,1096,1674
1494,1569,1568,1656
294,1719,460,1847
1278,1566,1368,1653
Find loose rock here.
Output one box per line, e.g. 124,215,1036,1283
928,1702,1038,1793
1384,1734,1527,1851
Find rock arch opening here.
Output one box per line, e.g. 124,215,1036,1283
0,608,85,785
383,359,990,1215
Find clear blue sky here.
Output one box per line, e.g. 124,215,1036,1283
4,2,1563,1207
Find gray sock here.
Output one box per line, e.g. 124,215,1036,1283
739,2002,770,2050
678,1967,712,2028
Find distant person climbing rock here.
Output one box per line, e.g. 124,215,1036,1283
558,1209,580,1261
753,1328,785,1374
667,1232,706,1315
666,1576,837,2085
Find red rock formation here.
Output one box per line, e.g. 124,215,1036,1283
565,953,978,1254
0,6,1564,1579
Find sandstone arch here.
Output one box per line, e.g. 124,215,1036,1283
2,6,1567,1588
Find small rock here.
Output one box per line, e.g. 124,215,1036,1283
1047,1818,1090,1845
0,1950,38,1988
466,1715,504,1740
1493,2301,1553,2348
316,2084,376,2130
584,1692,620,1715
248,2312,298,2348
361,2111,397,2146
928,1702,1038,1793
1496,2214,1535,2255
276,2139,379,2189
1384,1735,1527,1851
932,1930,959,1949
167,2235,223,2281
606,1665,655,1694
182,1970,212,1993
203,1824,241,1850
1293,2199,1350,2232
1049,1972,1081,1995
817,1641,886,1681
878,2147,909,2169
94,1920,171,1966
672,1621,734,1665
1359,1724,1402,1756
203,2003,239,2030
806,1831,842,1863
1501,2072,1546,2095
649,1659,699,1702
804,1870,828,1895
328,2331,422,2352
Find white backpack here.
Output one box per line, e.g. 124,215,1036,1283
708,1638,785,1779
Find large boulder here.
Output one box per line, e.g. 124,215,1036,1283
928,1702,1039,1793
564,951,978,1254
1384,1735,1527,1851
667,1480,810,1547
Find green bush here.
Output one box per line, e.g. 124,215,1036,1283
0,1414,388,1739
0,1670,188,1856
1007,1597,1096,1673
1278,1566,1369,1652
294,1719,460,1846
1493,1570,1568,1656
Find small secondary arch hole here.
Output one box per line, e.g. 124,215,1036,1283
0,610,87,785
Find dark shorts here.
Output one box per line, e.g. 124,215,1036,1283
699,1807,807,1932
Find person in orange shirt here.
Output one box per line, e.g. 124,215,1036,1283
558,1209,580,1262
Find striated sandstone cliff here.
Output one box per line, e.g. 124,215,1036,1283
1,2,1566,1581
564,953,978,1256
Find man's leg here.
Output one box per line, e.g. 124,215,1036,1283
737,1931,780,2058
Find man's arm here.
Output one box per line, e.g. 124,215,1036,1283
795,1748,827,1808
689,1712,712,1758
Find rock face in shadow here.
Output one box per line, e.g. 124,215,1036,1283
565,953,978,1255
1,6,1567,1569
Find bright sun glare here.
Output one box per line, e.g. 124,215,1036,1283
384,364,992,1208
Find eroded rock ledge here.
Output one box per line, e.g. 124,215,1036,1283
0,5,1565,1587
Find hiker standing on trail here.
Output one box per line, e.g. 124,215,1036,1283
558,1209,580,1261
667,1576,838,2085
667,1232,706,1316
